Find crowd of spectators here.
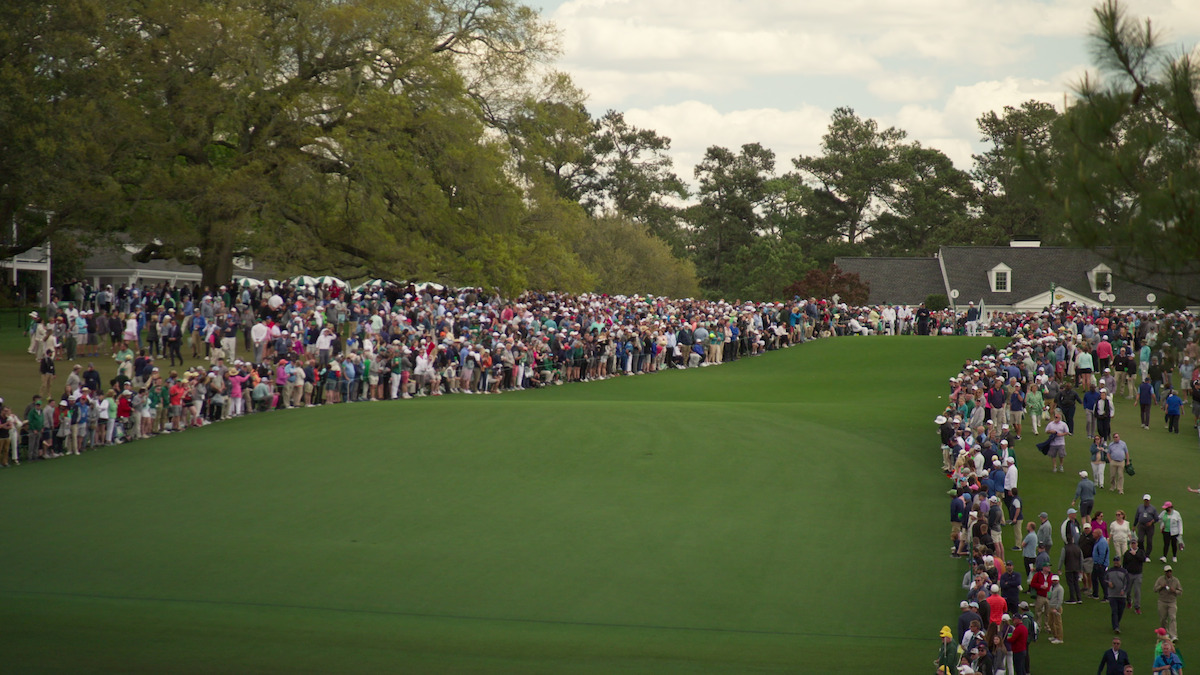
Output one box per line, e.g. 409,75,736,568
3,280,934,463
935,305,1199,674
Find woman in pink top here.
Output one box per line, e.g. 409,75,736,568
1090,510,1109,540
274,360,290,409
227,370,249,416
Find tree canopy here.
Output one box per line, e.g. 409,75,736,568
7,0,1194,304
1040,0,1200,301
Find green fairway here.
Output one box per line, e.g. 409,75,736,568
0,335,1195,672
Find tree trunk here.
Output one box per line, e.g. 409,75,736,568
200,227,236,292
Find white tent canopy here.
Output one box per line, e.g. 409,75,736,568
233,276,263,289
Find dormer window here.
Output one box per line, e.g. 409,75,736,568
1090,264,1113,293
989,263,1011,293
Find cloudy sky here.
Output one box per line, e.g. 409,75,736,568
528,0,1200,182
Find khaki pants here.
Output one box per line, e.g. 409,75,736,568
1159,600,1178,637
40,373,55,398
1109,460,1126,493
1113,538,1129,560
992,407,1008,427
1047,607,1063,641
0,438,9,466
1035,596,1049,630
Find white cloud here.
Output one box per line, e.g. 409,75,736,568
942,77,1065,136
882,77,1066,167
623,75,1060,186
552,0,1089,77
867,75,941,103
622,101,830,182
575,70,739,108
548,0,1200,97
534,0,1200,176
892,104,948,140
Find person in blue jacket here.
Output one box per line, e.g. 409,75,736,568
1164,388,1184,434
1139,377,1158,429
1092,533,1110,601
1084,384,1101,438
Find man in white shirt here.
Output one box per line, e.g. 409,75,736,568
1004,456,1021,533
251,321,269,364
1045,412,1071,473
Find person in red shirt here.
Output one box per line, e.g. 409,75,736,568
1097,336,1114,372
168,379,187,431
1030,562,1053,635
1005,613,1028,675
985,583,1008,628
116,391,133,429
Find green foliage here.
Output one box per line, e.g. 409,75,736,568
1041,0,1200,302
517,184,598,293
48,233,88,288
721,233,810,302
0,0,126,257
687,143,776,298
925,294,950,311
583,111,689,252
869,144,975,256
8,0,565,293
786,109,973,264
507,74,595,202
792,107,909,246
1158,294,1188,313
573,217,699,298
972,101,1067,245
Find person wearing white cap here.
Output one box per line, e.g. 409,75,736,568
1008,381,1026,440
935,414,951,471
1025,382,1045,436
1073,471,1097,518
1090,434,1109,489
1095,388,1116,441
1136,494,1160,560
1044,410,1070,473
985,583,1007,628
964,301,979,336
955,600,980,643
1159,502,1183,563
1047,573,1065,643
1106,433,1129,494
1153,564,1182,640
26,311,43,356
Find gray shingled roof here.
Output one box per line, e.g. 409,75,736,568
937,246,1167,306
85,246,204,274
834,257,946,305
83,242,275,279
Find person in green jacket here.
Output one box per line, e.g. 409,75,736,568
24,396,45,461
935,625,960,672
